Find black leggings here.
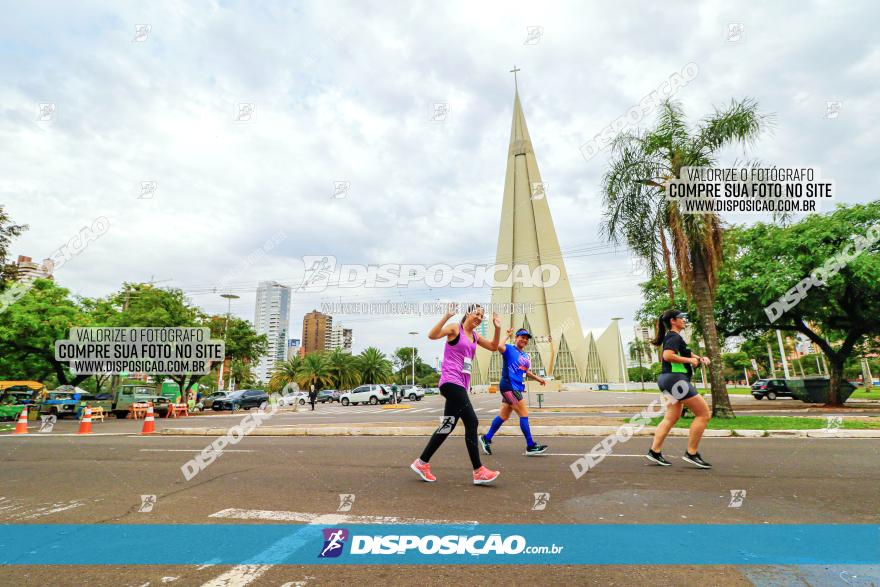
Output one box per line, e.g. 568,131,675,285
419,382,481,469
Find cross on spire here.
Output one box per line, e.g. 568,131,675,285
510,65,521,92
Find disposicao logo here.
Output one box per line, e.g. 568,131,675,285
319,528,349,558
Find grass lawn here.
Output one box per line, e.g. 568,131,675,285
608,386,753,394
851,388,880,400
647,415,880,430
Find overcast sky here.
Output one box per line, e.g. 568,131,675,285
2,1,877,366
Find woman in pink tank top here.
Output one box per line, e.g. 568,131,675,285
410,303,503,486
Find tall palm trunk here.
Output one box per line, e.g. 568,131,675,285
659,229,675,305
690,253,733,417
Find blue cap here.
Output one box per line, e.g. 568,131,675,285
515,329,532,339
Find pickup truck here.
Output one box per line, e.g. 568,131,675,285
112,384,171,418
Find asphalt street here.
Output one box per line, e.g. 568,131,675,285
1,432,878,586
5,391,877,435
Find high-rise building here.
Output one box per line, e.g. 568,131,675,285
286,338,302,360
13,255,54,283
328,322,354,352
253,281,291,382
302,310,332,354
633,324,658,364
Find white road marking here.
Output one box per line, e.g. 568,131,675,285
0,498,86,520
139,449,254,453
209,508,479,525
543,453,648,457
201,564,273,587
202,510,476,587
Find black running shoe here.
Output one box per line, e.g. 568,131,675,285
682,451,712,469
479,434,492,455
526,444,548,456
646,449,672,466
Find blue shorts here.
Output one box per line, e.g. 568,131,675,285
500,389,524,405
658,373,698,401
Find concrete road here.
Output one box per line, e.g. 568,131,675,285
1,433,878,585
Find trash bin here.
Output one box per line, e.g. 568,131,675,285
790,377,856,403
27,406,41,421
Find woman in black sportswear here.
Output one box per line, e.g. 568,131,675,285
647,309,713,469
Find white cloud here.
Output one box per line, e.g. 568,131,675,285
1,0,877,362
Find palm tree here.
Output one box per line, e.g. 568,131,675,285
296,352,334,392
229,359,256,389
356,347,394,384
269,356,303,394
601,99,771,418
628,339,651,390
326,348,361,390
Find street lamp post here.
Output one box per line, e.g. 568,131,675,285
611,318,628,391
408,331,418,386
218,294,240,391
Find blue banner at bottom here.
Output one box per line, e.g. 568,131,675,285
0,524,876,565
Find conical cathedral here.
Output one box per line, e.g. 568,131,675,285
473,84,597,385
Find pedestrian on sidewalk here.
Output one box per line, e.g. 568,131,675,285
309,385,317,411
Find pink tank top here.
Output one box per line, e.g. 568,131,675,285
438,323,477,389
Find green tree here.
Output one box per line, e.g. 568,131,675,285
714,203,880,404
0,206,27,286
88,283,206,397
0,279,93,384
326,348,361,390
628,339,652,389
229,359,257,389
357,347,393,384
722,351,752,381
269,356,303,394
602,98,771,417
297,352,334,392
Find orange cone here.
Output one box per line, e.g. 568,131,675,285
78,406,93,434
141,403,156,435
14,406,28,434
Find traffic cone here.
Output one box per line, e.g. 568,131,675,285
141,403,156,435
78,407,93,434
14,406,28,434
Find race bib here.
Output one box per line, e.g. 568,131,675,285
462,357,472,374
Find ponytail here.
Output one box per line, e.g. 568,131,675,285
651,317,666,346
651,309,681,346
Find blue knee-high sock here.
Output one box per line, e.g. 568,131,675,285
519,416,535,447
485,416,505,441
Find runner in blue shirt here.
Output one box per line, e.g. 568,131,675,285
479,328,548,456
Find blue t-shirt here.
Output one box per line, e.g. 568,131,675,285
499,344,530,391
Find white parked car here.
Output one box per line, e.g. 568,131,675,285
399,385,425,401
340,385,392,406
278,391,309,407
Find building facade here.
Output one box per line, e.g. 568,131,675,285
13,255,54,282
253,281,291,382
302,310,332,354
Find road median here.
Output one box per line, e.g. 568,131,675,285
157,424,880,438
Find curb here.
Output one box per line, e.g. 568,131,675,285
158,425,880,438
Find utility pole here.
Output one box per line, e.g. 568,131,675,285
776,330,791,379
408,331,418,386
767,341,777,378
218,294,240,391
